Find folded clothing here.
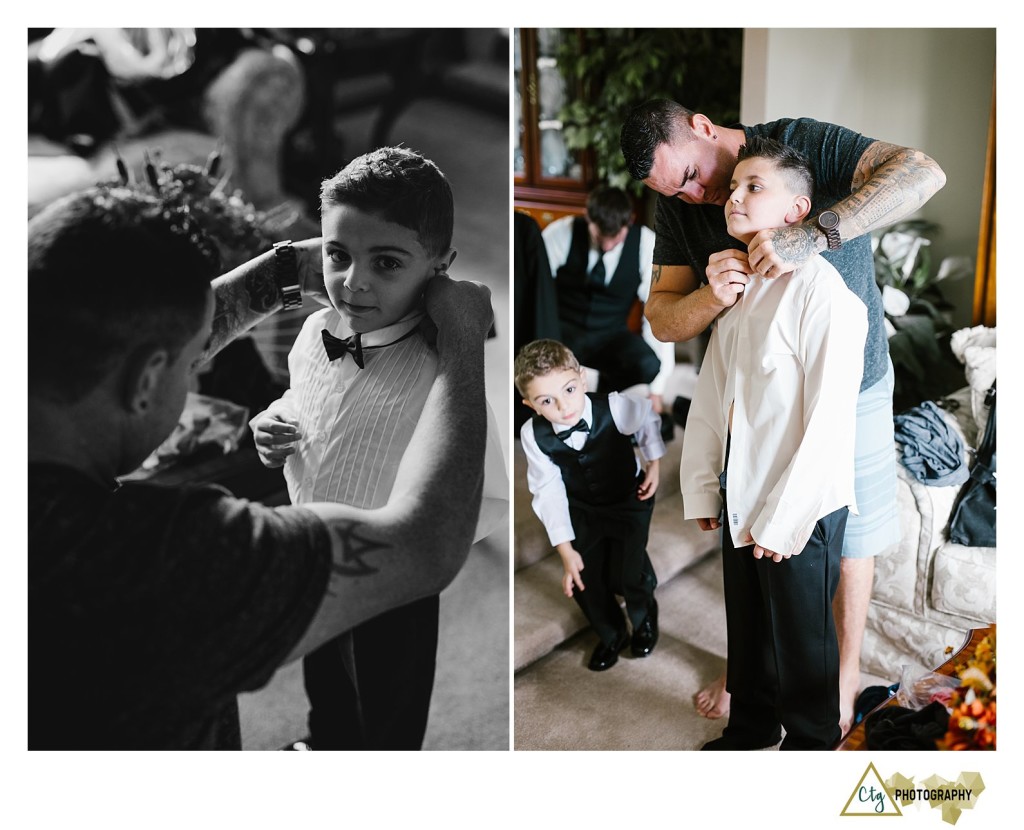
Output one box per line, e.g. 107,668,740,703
864,701,949,751
894,401,969,487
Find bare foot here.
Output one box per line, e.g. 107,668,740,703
693,674,730,719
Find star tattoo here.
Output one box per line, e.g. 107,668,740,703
328,522,387,578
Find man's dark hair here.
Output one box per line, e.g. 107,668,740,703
585,186,632,237
620,99,697,181
28,188,218,403
736,135,815,197
320,146,454,257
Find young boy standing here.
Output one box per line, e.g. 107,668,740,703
516,339,663,671
252,147,506,749
681,137,867,750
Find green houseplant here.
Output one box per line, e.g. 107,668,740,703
555,28,741,196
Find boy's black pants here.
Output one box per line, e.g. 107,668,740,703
720,488,846,751
569,482,657,646
302,594,439,750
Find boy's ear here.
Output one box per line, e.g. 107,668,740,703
521,397,536,414
434,248,457,275
786,194,812,225
121,345,169,415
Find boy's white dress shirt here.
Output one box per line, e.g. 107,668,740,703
680,256,867,557
261,306,506,539
520,392,666,547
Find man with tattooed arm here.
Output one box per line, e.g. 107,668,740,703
27,188,492,749
619,100,946,735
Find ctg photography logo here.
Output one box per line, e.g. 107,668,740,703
841,764,985,824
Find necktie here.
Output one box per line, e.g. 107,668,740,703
321,329,364,368
587,256,606,288
555,419,590,441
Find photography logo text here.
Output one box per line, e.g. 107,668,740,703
841,764,985,824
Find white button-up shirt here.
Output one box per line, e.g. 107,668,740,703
542,215,675,396
255,306,507,542
520,392,666,547
679,256,867,557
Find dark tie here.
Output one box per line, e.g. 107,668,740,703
587,256,606,288
321,329,364,368
555,419,590,441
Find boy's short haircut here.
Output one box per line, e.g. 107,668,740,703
320,146,454,257
585,186,632,237
28,188,218,404
514,339,581,398
737,135,815,198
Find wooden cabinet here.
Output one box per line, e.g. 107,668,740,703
514,28,594,227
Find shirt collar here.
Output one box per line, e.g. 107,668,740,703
327,308,425,348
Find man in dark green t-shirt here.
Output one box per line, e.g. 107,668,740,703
620,99,946,739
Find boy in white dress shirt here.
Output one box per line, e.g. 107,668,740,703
681,137,867,750
251,147,506,749
516,339,664,672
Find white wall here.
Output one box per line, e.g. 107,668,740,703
741,28,996,328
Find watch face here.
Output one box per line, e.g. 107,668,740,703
819,210,840,230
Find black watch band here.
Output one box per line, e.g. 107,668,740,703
816,210,842,251
273,240,303,310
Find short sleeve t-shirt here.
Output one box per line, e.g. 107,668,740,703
28,463,332,750
652,117,887,391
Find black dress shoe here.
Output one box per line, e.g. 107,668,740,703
588,630,629,671
700,730,782,751
630,600,659,657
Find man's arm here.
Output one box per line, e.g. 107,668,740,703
644,262,740,343
200,238,326,364
283,276,493,662
747,140,947,275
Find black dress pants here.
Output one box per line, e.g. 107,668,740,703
562,327,660,394
302,594,439,750
720,491,846,751
570,486,657,646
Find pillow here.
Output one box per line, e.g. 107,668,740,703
950,325,995,437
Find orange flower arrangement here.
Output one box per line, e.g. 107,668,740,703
940,630,996,750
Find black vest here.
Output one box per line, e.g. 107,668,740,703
555,217,641,335
533,395,637,506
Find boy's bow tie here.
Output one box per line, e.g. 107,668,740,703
321,329,364,368
555,419,589,440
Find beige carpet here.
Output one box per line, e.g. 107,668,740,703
515,550,890,751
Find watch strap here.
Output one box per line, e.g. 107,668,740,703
273,240,303,310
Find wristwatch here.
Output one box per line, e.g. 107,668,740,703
816,210,842,251
272,240,303,310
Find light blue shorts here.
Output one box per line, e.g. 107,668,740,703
843,359,901,558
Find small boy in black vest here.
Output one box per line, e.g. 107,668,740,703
516,339,664,671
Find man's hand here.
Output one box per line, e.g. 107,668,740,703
637,459,660,501
706,248,752,307
295,237,329,307
424,275,493,348
696,517,721,531
252,409,301,468
556,542,585,598
747,225,820,278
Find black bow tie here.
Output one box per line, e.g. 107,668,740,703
321,329,364,368
555,419,590,441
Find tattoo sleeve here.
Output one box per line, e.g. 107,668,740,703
839,140,947,239
202,252,282,363
771,226,817,265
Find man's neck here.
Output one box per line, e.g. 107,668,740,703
28,396,122,487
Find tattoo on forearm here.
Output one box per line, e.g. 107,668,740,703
652,263,663,286
327,522,386,587
771,227,816,264
203,259,281,362
845,142,946,235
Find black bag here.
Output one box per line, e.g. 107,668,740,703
948,382,996,546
